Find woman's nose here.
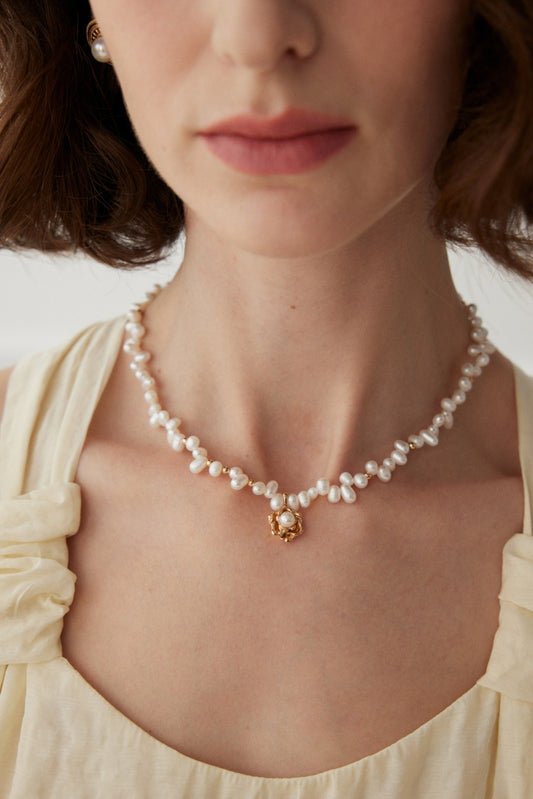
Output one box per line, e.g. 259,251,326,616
211,0,319,72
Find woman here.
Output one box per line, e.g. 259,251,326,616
0,0,532,796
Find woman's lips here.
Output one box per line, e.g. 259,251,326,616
198,110,357,175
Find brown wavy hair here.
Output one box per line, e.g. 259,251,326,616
0,0,532,274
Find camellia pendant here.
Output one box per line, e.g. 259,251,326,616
269,494,304,542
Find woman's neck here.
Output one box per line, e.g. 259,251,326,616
143,213,469,488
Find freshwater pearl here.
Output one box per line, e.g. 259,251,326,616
265,481,279,499
125,322,145,339
432,413,445,428
288,494,300,510
231,474,249,490
279,511,296,528
471,327,488,342
441,398,456,413
353,473,369,489
308,487,319,501
328,485,341,503
365,461,378,475
192,447,208,458
298,491,310,508
229,466,243,479
443,411,454,429
209,461,223,477
170,434,185,452
144,390,158,405
340,472,354,486
377,466,392,482
452,390,466,405
316,478,330,496
394,440,410,455
391,450,407,466
421,429,439,446
190,457,208,474
134,352,151,364
341,485,357,504
477,353,490,367
91,38,111,63
382,457,396,471
270,494,284,511
186,436,200,451
408,434,424,449
158,411,170,426
459,376,472,392
165,418,180,432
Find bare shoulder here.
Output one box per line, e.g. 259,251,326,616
0,367,15,423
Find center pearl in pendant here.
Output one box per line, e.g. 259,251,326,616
279,511,296,528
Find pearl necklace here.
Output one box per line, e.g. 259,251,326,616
124,286,494,542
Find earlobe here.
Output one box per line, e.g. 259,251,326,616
86,19,112,64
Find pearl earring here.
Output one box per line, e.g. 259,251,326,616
86,20,111,64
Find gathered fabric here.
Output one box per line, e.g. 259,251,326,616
1,317,533,798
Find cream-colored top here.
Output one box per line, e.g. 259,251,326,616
1,317,533,798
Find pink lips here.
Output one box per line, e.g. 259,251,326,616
198,109,357,175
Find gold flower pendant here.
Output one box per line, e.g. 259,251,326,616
269,494,304,542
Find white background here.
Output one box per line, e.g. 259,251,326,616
0,245,532,373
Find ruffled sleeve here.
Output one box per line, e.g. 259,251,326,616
478,533,533,704
0,483,80,666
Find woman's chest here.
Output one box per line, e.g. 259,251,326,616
62,449,522,777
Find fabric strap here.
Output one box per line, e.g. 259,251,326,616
0,317,125,499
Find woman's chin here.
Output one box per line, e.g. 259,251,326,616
218,224,351,260
185,198,372,261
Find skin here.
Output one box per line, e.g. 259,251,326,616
86,0,476,481
1,0,524,779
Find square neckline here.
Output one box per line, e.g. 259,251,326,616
54,320,532,784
